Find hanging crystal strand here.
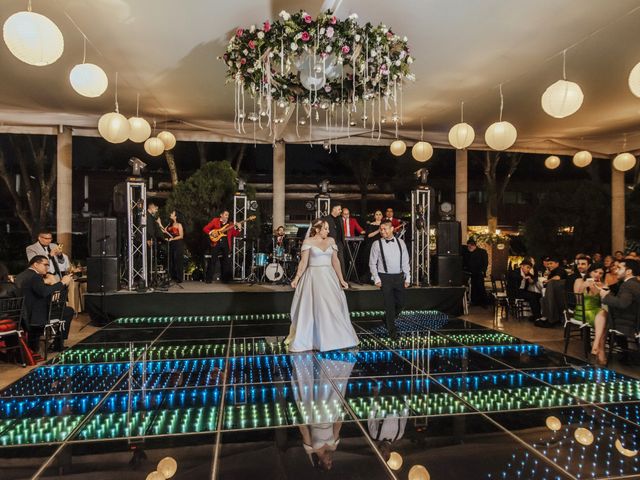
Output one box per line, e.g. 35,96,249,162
234,77,239,133
351,41,356,107
377,84,382,141
280,35,285,76
400,79,404,125
499,83,504,122
295,96,300,138
241,88,246,134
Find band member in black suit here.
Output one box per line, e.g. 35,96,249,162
322,204,346,278
14,255,74,352
369,220,411,339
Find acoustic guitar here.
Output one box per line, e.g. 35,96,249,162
208,215,256,245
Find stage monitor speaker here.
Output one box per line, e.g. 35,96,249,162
113,182,127,214
437,221,461,255
87,256,119,293
436,255,463,286
90,217,118,256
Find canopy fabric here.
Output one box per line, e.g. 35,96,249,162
1,0,640,156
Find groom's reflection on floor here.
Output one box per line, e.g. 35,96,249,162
290,350,357,471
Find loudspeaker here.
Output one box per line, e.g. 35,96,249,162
436,255,463,286
113,182,127,214
90,217,118,256
87,256,119,293
437,221,461,255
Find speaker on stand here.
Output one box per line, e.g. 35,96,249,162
436,219,463,286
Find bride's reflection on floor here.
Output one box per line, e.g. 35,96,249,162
290,351,357,471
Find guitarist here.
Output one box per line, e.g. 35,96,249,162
203,210,242,283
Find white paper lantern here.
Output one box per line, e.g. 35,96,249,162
98,112,130,143
572,150,592,168
157,457,178,478
390,140,406,156
448,122,475,149
484,121,517,151
3,11,64,66
128,117,151,143
69,63,108,97
545,155,561,169
613,152,636,172
144,137,165,156
157,131,176,150
412,141,433,162
541,80,584,118
628,62,640,98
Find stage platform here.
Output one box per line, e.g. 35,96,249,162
84,281,465,321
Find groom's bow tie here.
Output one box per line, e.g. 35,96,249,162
385,239,395,244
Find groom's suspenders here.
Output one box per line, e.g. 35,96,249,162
377,238,402,274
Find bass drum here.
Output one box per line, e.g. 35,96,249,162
265,262,285,282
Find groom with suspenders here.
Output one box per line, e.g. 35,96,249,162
369,220,411,339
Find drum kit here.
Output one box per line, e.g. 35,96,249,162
247,237,300,284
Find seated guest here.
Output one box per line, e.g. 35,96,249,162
573,263,608,365
614,250,625,261
14,255,74,353
507,260,541,320
567,254,591,298
603,256,620,288
535,256,567,328
592,252,603,264
596,259,640,339
0,262,17,298
341,208,364,238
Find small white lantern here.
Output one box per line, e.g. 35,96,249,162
128,117,151,143
541,80,584,118
572,150,592,168
3,11,64,66
144,137,165,156
98,112,130,144
545,155,561,169
484,121,517,151
157,131,177,150
628,62,640,98
613,152,636,172
390,140,406,156
69,63,108,98
448,122,475,149
412,141,433,162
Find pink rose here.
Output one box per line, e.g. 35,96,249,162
248,40,256,49
341,45,350,54
303,14,312,23
386,32,393,39
236,28,244,37
240,58,247,65
263,21,271,32
330,16,337,25
301,31,310,42
326,26,334,38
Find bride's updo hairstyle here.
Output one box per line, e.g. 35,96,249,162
309,219,326,237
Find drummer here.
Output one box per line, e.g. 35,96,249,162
272,225,287,258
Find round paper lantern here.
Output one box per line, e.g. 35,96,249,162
628,62,640,98
145,472,165,480
390,140,406,156
545,416,562,432
157,457,178,478
613,152,636,172
544,155,561,170
484,121,517,151
144,137,165,156
541,80,584,118
69,63,108,97
98,112,130,143
574,427,594,446
387,452,403,470
157,131,176,150
412,141,433,162
572,150,592,168
3,11,64,66
408,465,430,480
448,122,475,149
128,117,151,143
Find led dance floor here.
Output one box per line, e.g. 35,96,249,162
1,310,640,479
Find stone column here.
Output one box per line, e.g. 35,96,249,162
272,140,286,230
455,149,468,242
611,161,625,253
56,126,73,255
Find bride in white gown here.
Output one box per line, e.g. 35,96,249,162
286,219,359,352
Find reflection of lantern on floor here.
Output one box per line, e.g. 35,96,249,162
387,452,403,470
408,465,430,480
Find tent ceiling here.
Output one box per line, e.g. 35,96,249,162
1,0,640,155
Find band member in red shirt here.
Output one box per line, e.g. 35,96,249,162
202,210,241,283
385,208,403,233
341,207,364,238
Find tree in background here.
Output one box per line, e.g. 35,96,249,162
0,135,56,239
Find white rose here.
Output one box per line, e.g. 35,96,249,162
407,56,413,64
290,42,298,51
403,36,408,42
279,10,290,20
250,25,256,33
349,13,358,20
355,34,361,42
370,50,377,57
395,60,401,66
243,49,248,55
269,52,274,58
257,31,264,39
320,27,325,35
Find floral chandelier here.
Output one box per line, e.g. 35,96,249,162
222,10,414,140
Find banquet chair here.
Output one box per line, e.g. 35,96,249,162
491,276,509,323
563,292,591,359
42,290,68,360
606,305,640,364
0,296,27,366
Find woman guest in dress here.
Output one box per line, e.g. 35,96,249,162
361,210,383,283
286,219,359,352
573,263,608,365
167,210,185,283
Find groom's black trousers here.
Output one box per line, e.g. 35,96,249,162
379,273,405,334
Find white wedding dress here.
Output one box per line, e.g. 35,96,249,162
286,243,359,352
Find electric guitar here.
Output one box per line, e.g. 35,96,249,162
208,215,256,245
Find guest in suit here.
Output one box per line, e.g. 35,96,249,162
506,260,541,320
14,255,74,352
597,259,640,337
369,220,411,339
322,204,346,278
26,231,65,279
462,239,489,307
0,262,17,298
341,208,364,238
